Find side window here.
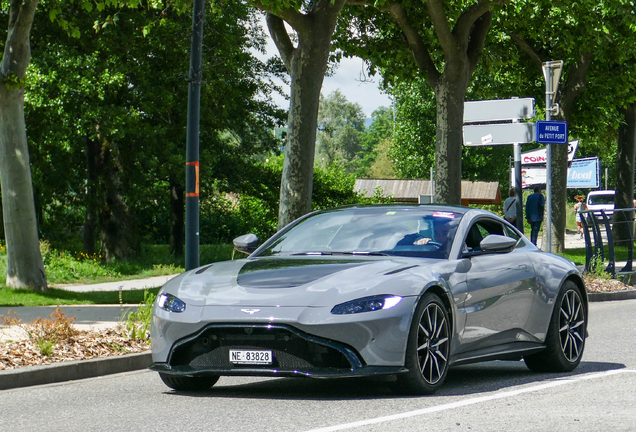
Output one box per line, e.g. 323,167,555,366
504,224,527,248
504,225,520,240
464,219,505,253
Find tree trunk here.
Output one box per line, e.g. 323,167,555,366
546,143,568,252
0,0,44,290
84,134,98,255
277,46,327,228
613,102,636,245
0,87,47,290
169,181,184,257
433,73,468,204
95,137,139,262
264,1,347,229
378,2,492,205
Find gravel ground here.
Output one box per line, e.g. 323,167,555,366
0,308,149,370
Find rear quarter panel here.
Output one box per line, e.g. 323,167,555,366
525,251,583,341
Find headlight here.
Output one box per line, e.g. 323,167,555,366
331,295,402,315
157,293,186,313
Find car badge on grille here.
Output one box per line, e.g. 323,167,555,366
240,308,261,315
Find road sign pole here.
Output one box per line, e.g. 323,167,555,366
514,142,524,232
541,60,563,253
511,110,524,233
545,66,553,253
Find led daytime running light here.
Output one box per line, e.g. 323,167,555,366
331,295,402,315
157,293,186,313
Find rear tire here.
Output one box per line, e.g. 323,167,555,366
397,292,451,395
524,281,587,373
159,373,219,391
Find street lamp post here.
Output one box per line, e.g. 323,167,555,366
185,0,205,271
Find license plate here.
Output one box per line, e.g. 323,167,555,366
229,350,272,365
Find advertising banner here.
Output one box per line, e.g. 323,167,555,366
566,157,599,188
521,140,579,165
510,167,547,188
510,156,599,189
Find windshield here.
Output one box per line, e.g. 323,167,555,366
588,194,615,205
256,207,463,259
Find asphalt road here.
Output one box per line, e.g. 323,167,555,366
2,299,635,432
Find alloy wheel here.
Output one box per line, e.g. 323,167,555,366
417,303,450,385
559,289,585,362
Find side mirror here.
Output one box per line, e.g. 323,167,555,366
233,233,259,255
479,234,517,253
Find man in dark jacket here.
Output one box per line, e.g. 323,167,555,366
525,186,545,245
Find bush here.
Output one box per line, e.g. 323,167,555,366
124,291,156,341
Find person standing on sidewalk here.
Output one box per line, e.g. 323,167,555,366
574,195,587,239
503,187,518,225
526,186,545,245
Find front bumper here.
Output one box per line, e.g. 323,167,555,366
150,323,406,378
151,298,417,368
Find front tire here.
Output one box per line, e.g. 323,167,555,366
159,373,219,391
397,292,451,395
524,281,587,372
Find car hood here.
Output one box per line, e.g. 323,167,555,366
161,256,442,307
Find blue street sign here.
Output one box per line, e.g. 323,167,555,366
536,120,568,144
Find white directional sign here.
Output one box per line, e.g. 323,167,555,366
464,98,535,123
463,123,535,146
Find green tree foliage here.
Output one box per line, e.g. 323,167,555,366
389,80,436,179
339,0,497,205
23,2,285,258
389,77,513,187
249,0,347,229
315,90,395,178
359,105,395,178
315,89,365,171
489,0,636,251
204,155,387,240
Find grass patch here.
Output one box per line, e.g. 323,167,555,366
558,246,632,266
0,286,161,307
0,243,234,286
0,242,234,306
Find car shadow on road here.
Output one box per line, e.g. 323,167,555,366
161,360,626,401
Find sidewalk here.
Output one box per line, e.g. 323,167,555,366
535,230,586,250
50,274,178,293
0,274,178,343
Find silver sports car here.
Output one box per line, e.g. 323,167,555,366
150,205,588,394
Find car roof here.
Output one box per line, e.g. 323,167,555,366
320,203,471,215
587,190,615,196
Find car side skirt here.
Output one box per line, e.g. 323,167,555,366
450,342,546,366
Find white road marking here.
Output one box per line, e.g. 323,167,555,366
304,369,636,432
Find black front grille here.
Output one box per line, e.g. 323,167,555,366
169,325,358,372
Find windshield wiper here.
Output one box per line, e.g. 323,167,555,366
291,252,333,256
331,251,390,256
290,251,390,256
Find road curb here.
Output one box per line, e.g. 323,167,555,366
588,289,636,302
0,352,152,390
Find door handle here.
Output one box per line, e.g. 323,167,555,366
517,264,529,271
